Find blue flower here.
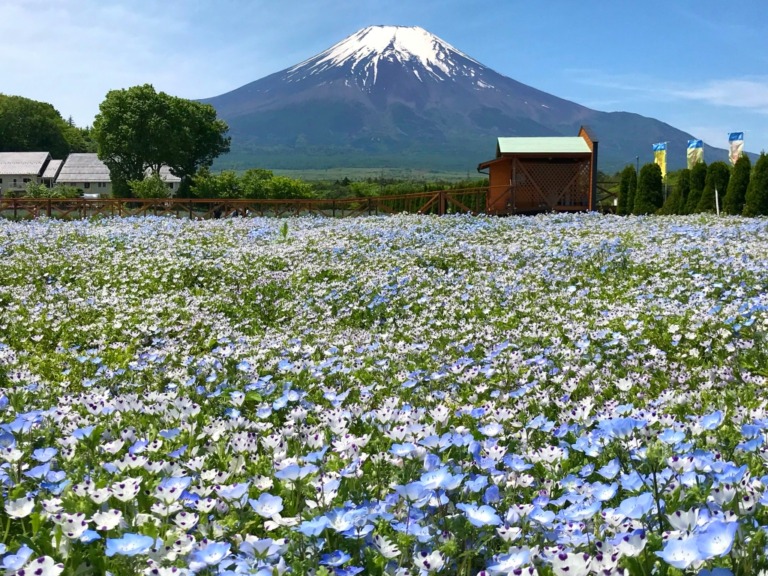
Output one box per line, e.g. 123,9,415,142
457,502,502,527
697,520,739,558
189,541,231,571
320,550,351,566
655,537,703,569
700,410,724,430
617,492,654,519
105,533,155,557
249,493,284,518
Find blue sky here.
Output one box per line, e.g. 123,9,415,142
2,0,767,161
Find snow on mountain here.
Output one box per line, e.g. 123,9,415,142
284,25,491,88
203,25,727,172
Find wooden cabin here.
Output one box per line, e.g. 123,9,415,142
477,127,598,215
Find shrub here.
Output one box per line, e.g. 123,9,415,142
743,153,768,216
632,163,663,215
129,173,172,198
696,161,730,213
722,154,751,215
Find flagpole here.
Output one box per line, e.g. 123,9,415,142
715,187,720,216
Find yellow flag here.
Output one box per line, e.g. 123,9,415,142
653,142,667,179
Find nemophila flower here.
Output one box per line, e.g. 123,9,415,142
111,477,142,502
551,551,591,576
3,544,34,572
216,482,250,502
613,528,647,557
697,520,739,558
92,509,123,531
655,536,704,570
457,503,502,527
13,555,65,576
188,541,231,572
155,475,192,503
617,492,654,520
394,481,431,506
699,410,725,431
5,496,35,518
249,493,284,518
32,447,57,462
372,534,400,559
274,463,317,481
296,515,330,536
106,533,156,557
486,547,531,573
413,550,445,572
320,550,351,566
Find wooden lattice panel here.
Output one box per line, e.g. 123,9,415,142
510,158,590,211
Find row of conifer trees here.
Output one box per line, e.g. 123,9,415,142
615,152,768,216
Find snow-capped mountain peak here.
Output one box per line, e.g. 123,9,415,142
285,25,487,86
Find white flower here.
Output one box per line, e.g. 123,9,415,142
5,496,35,518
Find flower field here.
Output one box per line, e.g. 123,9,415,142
1,213,768,576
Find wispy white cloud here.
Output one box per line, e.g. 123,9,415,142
566,69,768,114
668,79,768,113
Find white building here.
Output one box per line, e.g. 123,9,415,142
0,151,52,194
56,153,182,197
55,153,113,196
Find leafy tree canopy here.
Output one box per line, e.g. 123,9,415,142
93,85,230,193
0,94,94,157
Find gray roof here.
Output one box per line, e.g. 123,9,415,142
497,137,591,155
56,153,111,183
156,166,181,183
42,159,63,180
0,152,51,175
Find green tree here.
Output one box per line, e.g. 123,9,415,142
743,153,768,216
240,168,275,199
660,168,689,215
632,163,663,215
129,173,172,198
616,165,637,215
0,94,79,157
685,161,707,214
190,168,240,198
265,175,315,199
696,161,730,213
93,84,230,196
722,154,751,215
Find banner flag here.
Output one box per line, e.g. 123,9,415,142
729,132,744,165
653,142,667,179
687,139,703,169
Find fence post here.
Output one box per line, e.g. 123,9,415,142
439,191,446,216
46,198,52,218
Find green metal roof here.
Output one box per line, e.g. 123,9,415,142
497,137,591,155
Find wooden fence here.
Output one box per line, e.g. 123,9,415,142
0,188,489,220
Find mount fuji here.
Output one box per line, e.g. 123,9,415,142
203,25,727,173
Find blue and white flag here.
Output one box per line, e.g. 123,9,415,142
686,139,703,169
728,132,744,165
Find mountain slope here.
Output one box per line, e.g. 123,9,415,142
203,25,731,173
